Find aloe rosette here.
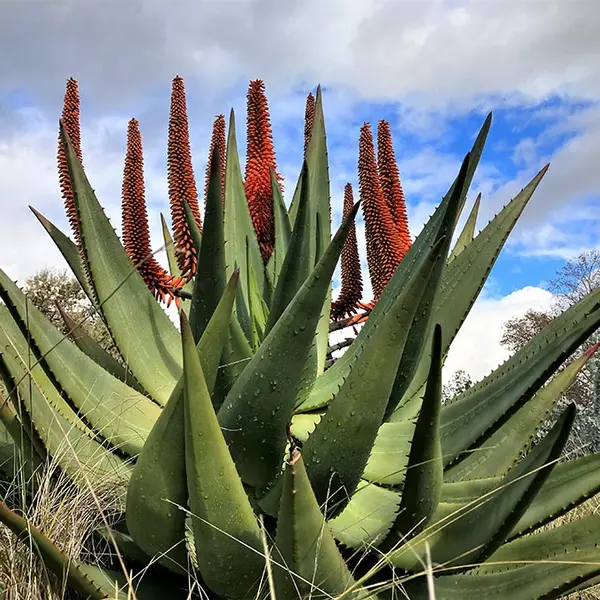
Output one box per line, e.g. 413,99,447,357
0,79,600,600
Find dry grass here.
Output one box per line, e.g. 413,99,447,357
1,442,600,600
0,450,126,600
553,493,600,600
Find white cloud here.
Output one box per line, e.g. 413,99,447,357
0,0,599,117
443,286,555,384
0,0,598,283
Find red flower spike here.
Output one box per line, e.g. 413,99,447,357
244,79,283,264
358,123,404,301
304,92,316,156
168,75,202,281
204,114,226,206
57,78,83,245
122,119,182,304
377,120,411,256
331,183,363,320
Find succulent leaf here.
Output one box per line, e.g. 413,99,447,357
302,238,446,513
383,324,443,543
218,200,359,491
448,192,481,262
274,449,359,600
125,272,239,571
0,269,160,456
56,303,141,392
181,312,265,598
397,166,549,414
405,515,600,600
445,340,597,481
0,498,115,600
440,287,600,465
31,207,97,307
189,145,227,342
268,165,293,289
223,109,265,317
58,121,182,406
391,405,575,571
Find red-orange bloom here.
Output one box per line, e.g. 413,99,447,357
57,78,83,245
377,120,411,257
331,183,363,320
358,123,404,301
122,119,182,306
244,79,283,264
168,75,202,281
304,92,315,156
204,114,226,206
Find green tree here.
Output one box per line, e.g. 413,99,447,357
500,251,600,455
442,369,473,403
21,268,116,357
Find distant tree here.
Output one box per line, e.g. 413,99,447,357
500,251,600,455
22,268,116,356
442,369,473,403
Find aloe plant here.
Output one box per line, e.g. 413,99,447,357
0,77,600,600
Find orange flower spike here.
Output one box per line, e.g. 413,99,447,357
244,79,283,264
331,183,363,320
304,92,315,156
204,114,226,206
358,122,404,301
57,78,83,245
167,75,202,281
122,119,181,304
377,120,411,256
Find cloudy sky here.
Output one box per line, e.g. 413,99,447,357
0,0,598,383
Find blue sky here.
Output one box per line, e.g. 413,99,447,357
0,0,598,382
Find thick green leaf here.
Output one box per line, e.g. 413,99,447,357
213,309,254,412
265,161,311,335
59,122,182,406
56,304,142,393
126,272,239,573
302,114,491,413
440,477,500,504
288,87,332,375
302,237,445,513
77,563,193,600
328,480,400,549
362,420,415,486
396,166,549,415
384,153,471,420
0,324,131,488
265,161,318,403
289,411,323,443
509,452,600,539
382,325,443,545
0,380,45,479
274,449,359,600
247,259,269,349
223,109,264,316
0,276,159,456
405,515,600,600
183,199,203,257
390,405,575,571
448,192,480,262
445,342,597,481
31,207,97,306
189,145,227,342
440,287,600,465
218,202,360,491
182,312,264,599
268,166,292,289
